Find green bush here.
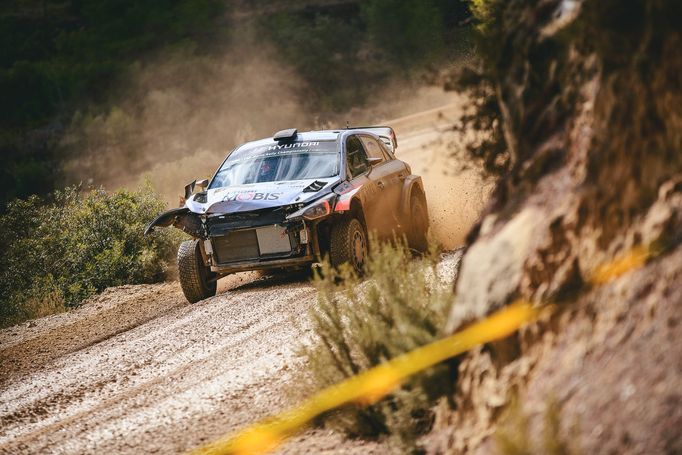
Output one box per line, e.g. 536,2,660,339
0,182,182,328
361,0,446,66
299,240,455,448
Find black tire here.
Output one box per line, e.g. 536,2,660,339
330,217,368,275
178,239,217,303
407,193,429,252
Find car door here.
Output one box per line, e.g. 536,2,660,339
343,135,385,237
358,134,407,237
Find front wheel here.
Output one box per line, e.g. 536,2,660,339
330,217,368,275
178,240,217,303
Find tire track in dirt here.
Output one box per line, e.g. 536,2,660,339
0,284,186,385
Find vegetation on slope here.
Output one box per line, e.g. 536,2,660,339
1,0,473,209
0,183,181,328
300,241,456,449
264,0,470,111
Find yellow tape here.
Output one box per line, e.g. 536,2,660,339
191,301,538,455
590,245,650,285
193,243,656,455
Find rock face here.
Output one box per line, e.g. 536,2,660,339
431,248,682,454
446,207,544,330
434,0,682,452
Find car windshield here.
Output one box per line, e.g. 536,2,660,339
210,140,339,188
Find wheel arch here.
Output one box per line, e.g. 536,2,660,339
349,197,366,223
400,175,426,217
317,196,366,260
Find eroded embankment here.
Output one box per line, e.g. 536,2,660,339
421,1,682,452
426,247,682,453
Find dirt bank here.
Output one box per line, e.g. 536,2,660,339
423,1,682,452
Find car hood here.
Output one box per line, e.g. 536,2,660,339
186,177,340,214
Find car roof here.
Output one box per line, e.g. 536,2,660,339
236,126,396,149
236,131,341,150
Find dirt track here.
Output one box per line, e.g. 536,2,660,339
0,274,374,453
0,102,481,454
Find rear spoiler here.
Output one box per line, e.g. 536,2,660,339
348,126,398,153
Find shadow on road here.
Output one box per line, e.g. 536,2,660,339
222,268,315,292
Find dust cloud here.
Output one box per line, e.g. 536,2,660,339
61,25,312,206
423,162,492,249
61,22,489,249
390,97,494,249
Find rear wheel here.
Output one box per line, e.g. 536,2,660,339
407,193,429,252
330,217,368,275
178,239,217,303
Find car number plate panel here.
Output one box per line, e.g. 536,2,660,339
256,225,292,255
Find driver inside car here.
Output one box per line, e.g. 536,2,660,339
258,157,278,182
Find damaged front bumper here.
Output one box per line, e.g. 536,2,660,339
145,193,338,274
145,205,323,274
204,210,314,273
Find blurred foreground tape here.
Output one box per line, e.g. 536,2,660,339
591,245,651,285
191,301,538,455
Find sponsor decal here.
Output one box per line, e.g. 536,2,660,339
223,191,283,202
266,142,320,151
276,181,307,188
335,181,354,194
230,149,327,164
227,141,335,164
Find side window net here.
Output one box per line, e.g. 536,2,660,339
346,136,369,178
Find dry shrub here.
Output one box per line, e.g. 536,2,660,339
300,239,455,449
0,181,182,328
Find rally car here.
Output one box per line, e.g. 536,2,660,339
145,127,429,303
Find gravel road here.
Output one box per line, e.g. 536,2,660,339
0,272,388,454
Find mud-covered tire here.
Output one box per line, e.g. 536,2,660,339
178,240,217,303
330,217,368,275
407,193,429,252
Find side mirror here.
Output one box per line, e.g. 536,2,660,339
184,178,209,200
368,157,382,166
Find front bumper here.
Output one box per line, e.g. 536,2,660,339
204,209,316,273
208,253,315,274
